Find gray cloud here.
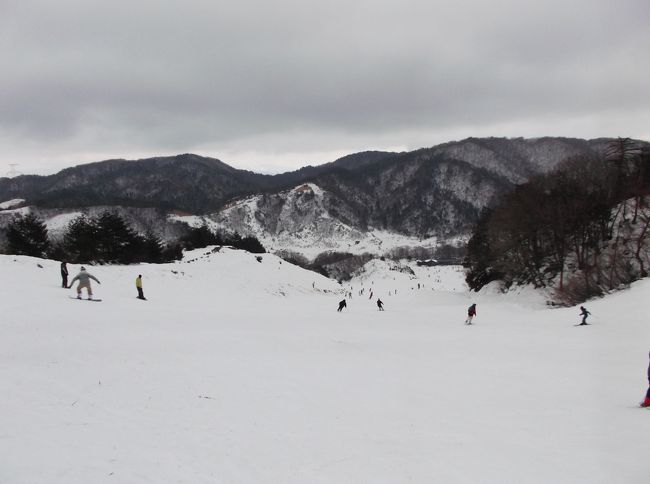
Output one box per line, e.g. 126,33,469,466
1,0,649,175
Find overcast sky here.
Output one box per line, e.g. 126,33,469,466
1,0,649,176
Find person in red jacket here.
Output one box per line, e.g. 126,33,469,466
465,304,477,325
642,352,650,408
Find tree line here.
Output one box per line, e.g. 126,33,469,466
3,211,265,264
465,138,650,304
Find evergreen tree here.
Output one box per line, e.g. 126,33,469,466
180,225,219,250
161,242,183,262
94,211,142,263
464,209,501,290
62,216,98,263
142,230,164,263
6,213,50,257
239,235,266,254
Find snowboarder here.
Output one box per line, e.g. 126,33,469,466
337,299,347,312
376,298,384,311
641,351,650,408
136,274,146,300
465,303,477,325
69,266,101,300
579,306,591,325
60,261,69,288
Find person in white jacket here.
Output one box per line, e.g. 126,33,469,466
69,267,101,299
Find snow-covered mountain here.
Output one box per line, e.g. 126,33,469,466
1,137,631,258
173,183,452,258
203,138,623,252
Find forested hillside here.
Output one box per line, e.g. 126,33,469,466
465,138,650,304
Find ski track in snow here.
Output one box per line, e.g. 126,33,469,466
1,249,649,483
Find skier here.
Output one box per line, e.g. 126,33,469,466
60,261,69,288
376,298,384,311
69,266,101,300
136,274,146,300
641,351,650,408
337,299,347,312
579,306,591,325
465,303,477,325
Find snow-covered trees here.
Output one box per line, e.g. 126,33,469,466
180,224,266,254
465,139,650,304
6,213,50,257
61,212,175,264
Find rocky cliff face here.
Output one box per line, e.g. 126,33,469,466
207,183,371,256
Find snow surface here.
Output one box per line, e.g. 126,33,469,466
0,206,30,216
1,250,649,483
0,199,25,210
45,212,84,237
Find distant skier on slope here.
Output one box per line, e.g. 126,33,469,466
578,306,591,325
69,266,100,300
136,274,146,300
60,261,69,288
641,351,650,408
465,303,477,325
376,298,384,311
337,299,347,312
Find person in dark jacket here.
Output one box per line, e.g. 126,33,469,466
376,298,384,311
465,304,477,325
60,261,69,288
337,299,347,312
642,351,650,408
579,306,591,325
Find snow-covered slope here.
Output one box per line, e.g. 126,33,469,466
1,251,649,483
0,198,25,210
346,258,470,294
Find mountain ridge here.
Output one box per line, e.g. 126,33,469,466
1,137,644,250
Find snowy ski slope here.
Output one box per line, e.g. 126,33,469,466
1,248,649,483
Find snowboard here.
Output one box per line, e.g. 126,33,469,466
69,296,102,302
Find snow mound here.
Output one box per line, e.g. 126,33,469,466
0,198,25,210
